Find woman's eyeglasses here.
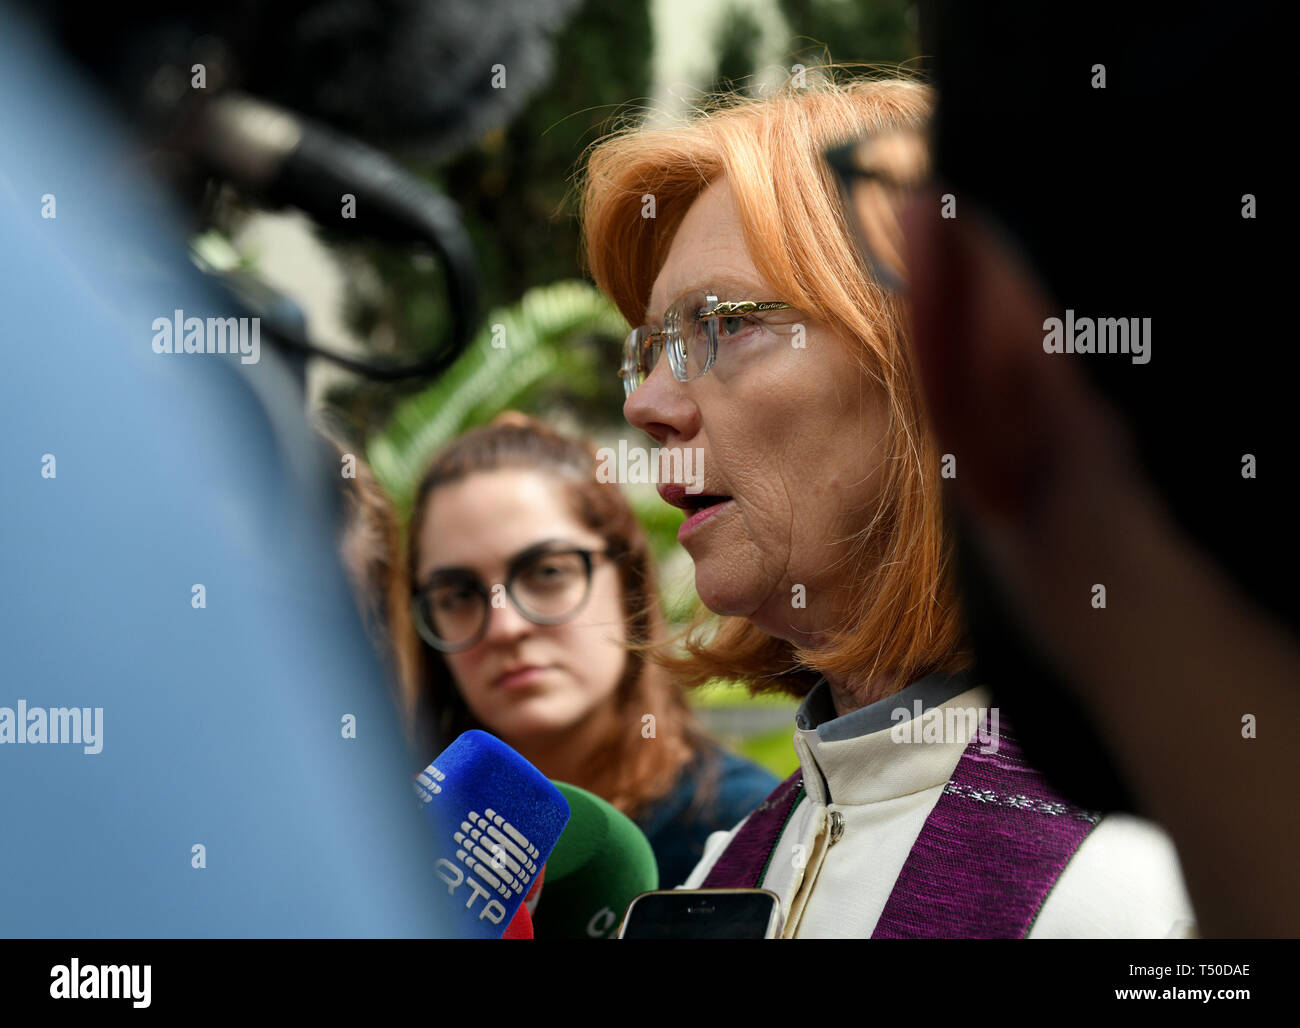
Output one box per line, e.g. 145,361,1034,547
619,291,793,398
619,128,930,397
411,544,615,653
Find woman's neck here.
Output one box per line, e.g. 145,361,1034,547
823,669,907,718
507,700,623,794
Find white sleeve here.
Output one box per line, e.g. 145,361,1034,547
1029,813,1198,938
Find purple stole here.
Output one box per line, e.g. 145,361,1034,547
701,714,1101,937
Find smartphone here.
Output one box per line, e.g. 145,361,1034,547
616,889,782,939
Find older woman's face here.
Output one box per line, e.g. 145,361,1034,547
625,176,889,647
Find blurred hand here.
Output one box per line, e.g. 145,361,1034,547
902,188,1300,937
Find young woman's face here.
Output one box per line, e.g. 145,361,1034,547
415,469,628,744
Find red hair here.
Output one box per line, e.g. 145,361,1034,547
580,76,969,699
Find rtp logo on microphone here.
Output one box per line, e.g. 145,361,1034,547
416,735,570,931
428,805,541,926
455,808,540,901
413,765,445,803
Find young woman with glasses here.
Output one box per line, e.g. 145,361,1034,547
394,412,778,889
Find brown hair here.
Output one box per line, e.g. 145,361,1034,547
579,74,970,701
317,424,421,718
399,412,719,820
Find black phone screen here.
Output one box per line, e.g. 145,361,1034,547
620,890,778,939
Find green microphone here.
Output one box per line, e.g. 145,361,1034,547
531,782,659,939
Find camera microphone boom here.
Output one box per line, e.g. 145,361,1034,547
180,91,478,380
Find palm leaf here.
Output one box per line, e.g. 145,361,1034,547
369,280,626,518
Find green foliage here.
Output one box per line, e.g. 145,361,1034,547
778,0,917,66
627,488,687,570
732,725,802,779
709,6,764,95
691,679,802,708
367,280,625,520
692,682,801,779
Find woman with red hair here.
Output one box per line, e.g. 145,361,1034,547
579,76,1196,937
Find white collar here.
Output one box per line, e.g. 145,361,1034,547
792,672,994,807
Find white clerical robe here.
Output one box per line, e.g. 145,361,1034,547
682,673,1197,938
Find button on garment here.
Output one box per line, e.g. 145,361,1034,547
775,679,974,937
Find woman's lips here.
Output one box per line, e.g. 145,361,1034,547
678,498,735,541
495,666,549,690
657,483,735,542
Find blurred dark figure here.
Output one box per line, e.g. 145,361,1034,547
31,0,579,156
897,0,1294,936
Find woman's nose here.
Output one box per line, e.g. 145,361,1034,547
623,356,699,444
480,593,535,643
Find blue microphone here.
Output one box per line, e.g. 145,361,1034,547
414,730,570,938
